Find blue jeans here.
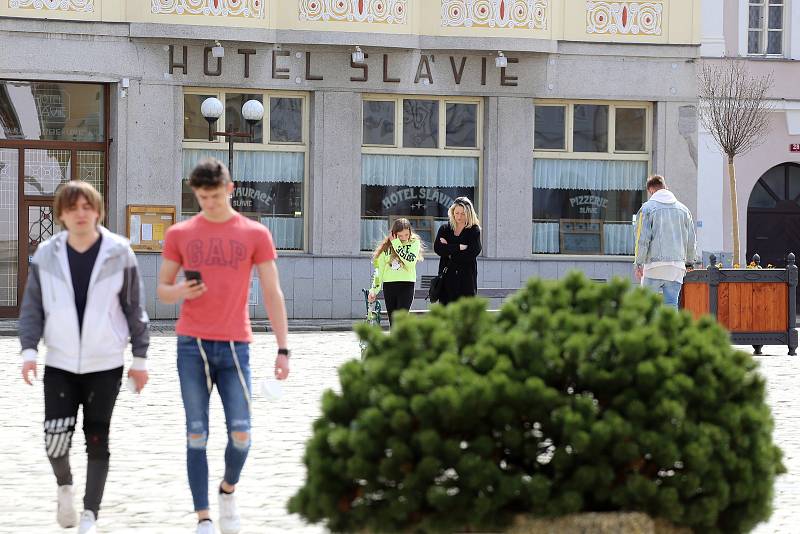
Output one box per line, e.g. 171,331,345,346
177,336,252,512
642,277,682,309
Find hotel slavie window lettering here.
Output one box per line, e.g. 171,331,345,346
182,90,306,251
0,81,104,141
361,96,480,251
362,185,474,246
533,100,649,255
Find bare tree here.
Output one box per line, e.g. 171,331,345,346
698,59,774,266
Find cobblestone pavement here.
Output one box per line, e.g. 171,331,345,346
2,332,354,534
1,334,798,533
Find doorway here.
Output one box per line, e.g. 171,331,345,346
746,162,800,301
0,81,108,318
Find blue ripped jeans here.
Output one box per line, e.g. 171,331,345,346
177,336,252,512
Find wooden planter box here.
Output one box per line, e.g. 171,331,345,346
680,254,798,355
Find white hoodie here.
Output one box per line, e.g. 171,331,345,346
18,227,150,374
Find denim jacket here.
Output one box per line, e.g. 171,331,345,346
634,190,697,266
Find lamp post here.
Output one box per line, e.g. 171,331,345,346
200,97,265,180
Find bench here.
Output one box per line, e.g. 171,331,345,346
375,276,519,318
374,276,610,319
414,275,518,299
374,276,519,301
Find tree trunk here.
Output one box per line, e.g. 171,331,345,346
728,156,740,267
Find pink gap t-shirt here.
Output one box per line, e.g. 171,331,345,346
162,213,277,342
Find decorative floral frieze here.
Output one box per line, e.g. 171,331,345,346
299,0,408,24
9,0,94,11
586,1,663,35
151,0,264,18
441,0,548,29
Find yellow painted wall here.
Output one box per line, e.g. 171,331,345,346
421,0,553,40
1,0,102,21
275,0,410,35
0,0,701,44
128,0,270,28
572,0,669,44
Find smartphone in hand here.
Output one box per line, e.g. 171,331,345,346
184,270,203,285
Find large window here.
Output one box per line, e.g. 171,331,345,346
182,89,307,251
361,95,481,251
748,0,784,56
533,100,651,256
0,81,105,142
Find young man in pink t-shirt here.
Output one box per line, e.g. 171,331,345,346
157,158,290,534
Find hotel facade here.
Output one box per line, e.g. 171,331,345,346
0,0,702,319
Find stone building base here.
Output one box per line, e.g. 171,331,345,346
137,254,636,320
506,512,690,534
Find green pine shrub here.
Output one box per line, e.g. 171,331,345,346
288,272,784,533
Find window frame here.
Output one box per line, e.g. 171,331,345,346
572,103,610,153
182,88,308,149
361,99,398,147
362,94,483,155
444,101,480,150
533,99,652,157
533,103,568,151
747,0,785,57
360,94,483,254
182,88,309,252
613,106,650,154
532,99,653,258
266,96,306,145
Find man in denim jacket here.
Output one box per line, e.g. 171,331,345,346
634,175,697,308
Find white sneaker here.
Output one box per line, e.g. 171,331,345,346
218,490,241,534
56,485,78,528
196,519,215,534
77,510,97,534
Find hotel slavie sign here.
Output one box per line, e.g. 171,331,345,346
166,45,522,87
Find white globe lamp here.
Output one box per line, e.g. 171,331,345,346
200,97,224,141
242,99,264,123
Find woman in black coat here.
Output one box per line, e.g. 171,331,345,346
433,197,482,305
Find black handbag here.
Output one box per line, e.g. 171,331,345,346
428,265,448,303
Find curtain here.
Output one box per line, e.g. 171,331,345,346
260,216,303,250
533,222,634,255
533,222,559,253
533,159,647,191
362,154,478,187
183,149,303,183
604,223,634,255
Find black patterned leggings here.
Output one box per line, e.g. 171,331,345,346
43,365,122,517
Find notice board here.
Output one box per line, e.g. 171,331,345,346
126,205,176,253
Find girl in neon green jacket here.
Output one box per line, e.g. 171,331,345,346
368,218,424,325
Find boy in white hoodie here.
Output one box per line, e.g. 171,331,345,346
634,175,697,308
19,181,150,534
